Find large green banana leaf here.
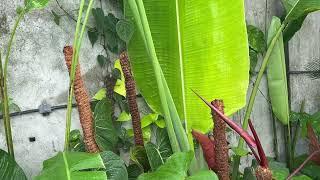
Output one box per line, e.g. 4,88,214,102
126,0,249,134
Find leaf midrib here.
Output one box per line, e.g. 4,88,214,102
62,152,71,180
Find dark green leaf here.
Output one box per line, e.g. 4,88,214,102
88,29,99,47
247,25,266,53
186,170,218,180
92,8,105,33
130,146,150,172
145,142,164,171
24,0,50,12
249,49,258,75
105,30,118,50
97,55,109,67
35,152,106,180
94,98,118,151
100,151,128,180
127,164,143,180
155,128,173,162
283,0,320,42
292,175,312,180
106,13,119,32
112,68,121,80
51,10,60,26
243,167,256,180
0,149,27,180
294,154,320,179
116,19,134,43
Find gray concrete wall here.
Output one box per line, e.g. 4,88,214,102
0,0,319,179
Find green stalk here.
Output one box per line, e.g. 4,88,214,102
128,0,180,153
231,23,286,179
1,10,26,157
64,0,94,151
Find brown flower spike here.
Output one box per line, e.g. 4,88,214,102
211,100,230,180
63,46,100,153
119,52,144,146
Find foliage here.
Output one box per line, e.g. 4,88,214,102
35,152,107,180
137,151,218,180
68,129,85,152
125,0,250,142
100,151,128,180
290,111,320,137
282,0,320,42
0,149,27,180
94,98,118,151
266,16,289,125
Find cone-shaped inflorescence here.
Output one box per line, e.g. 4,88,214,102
119,52,144,146
192,130,216,170
192,90,272,179
211,100,229,180
64,46,100,153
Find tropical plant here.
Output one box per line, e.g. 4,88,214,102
232,0,320,177
35,152,107,180
0,149,27,180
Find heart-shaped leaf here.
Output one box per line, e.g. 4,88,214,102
0,149,27,180
24,0,50,12
100,151,128,180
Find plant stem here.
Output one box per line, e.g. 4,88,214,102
1,10,25,157
272,114,279,161
231,23,286,179
286,150,320,180
292,100,305,159
64,0,94,151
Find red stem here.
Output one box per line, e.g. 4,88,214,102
192,90,256,148
287,150,320,180
249,120,268,168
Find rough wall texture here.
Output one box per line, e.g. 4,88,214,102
0,0,319,179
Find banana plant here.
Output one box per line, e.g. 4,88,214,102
125,0,249,150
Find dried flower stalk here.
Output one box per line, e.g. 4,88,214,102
63,46,100,153
119,52,144,146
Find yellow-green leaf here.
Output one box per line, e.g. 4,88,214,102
126,0,249,136
93,88,106,100
114,59,126,97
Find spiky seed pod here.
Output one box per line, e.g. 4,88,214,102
255,166,273,180
119,52,144,146
63,46,100,153
211,100,229,180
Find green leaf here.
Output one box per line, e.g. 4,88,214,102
126,0,249,137
114,59,126,97
88,29,99,47
138,151,217,180
92,8,105,33
51,10,60,25
155,128,173,162
269,160,290,180
127,164,143,180
97,55,109,67
117,111,132,122
186,170,218,180
154,118,166,128
94,98,118,151
266,16,289,125
232,147,250,157
100,151,128,180
247,25,266,53
93,88,107,101
145,142,164,171
141,113,158,128
105,30,118,51
292,175,312,180
116,19,134,43
127,126,151,142
282,0,320,42
69,129,85,152
243,167,256,180
249,49,258,75
0,149,27,180
294,154,320,179
130,146,150,172
24,0,50,12
35,152,107,180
